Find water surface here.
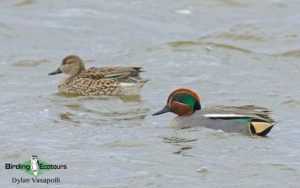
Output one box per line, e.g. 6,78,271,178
1,0,300,187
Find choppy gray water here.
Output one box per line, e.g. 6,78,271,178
1,0,300,187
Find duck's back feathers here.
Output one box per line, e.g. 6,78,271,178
204,105,276,123
86,67,143,78
77,68,105,79
78,67,147,82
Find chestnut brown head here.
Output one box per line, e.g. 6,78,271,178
153,88,201,116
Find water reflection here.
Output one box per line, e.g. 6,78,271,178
50,94,149,127
173,146,193,155
12,59,49,67
162,136,197,144
162,136,196,156
55,93,142,103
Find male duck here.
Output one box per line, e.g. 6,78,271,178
48,55,148,95
153,88,276,136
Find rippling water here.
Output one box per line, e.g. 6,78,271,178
1,0,300,187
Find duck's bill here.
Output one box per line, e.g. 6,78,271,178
48,68,62,75
152,105,170,116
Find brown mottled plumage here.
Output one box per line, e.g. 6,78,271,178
48,55,148,96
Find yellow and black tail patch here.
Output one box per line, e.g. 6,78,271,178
249,121,275,136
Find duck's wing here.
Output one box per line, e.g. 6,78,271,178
202,105,276,136
79,67,144,80
204,105,275,123
100,67,143,79
77,67,106,79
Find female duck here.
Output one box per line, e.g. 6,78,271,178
48,55,148,96
153,88,276,136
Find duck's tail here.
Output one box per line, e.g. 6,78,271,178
118,82,146,95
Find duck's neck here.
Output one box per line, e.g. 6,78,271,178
62,77,73,86
77,68,85,76
69,67,86,78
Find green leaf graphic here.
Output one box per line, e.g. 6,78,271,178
19,160,51,176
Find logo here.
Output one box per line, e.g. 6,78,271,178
31,155,39,176
5,155,67,184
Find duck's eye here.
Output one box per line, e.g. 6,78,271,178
62,61,72,65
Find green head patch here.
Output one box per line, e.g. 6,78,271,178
172,93,200,111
